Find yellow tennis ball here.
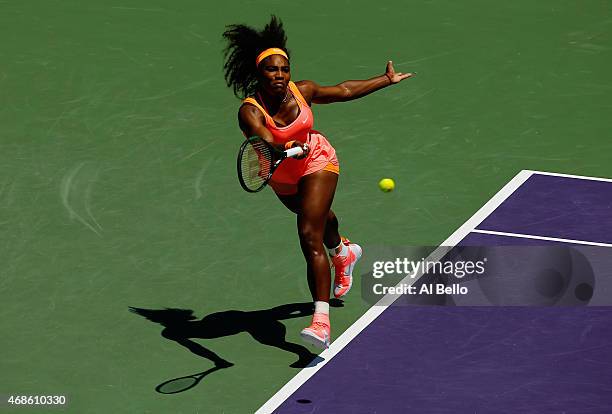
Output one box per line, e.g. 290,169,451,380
378,178,395,192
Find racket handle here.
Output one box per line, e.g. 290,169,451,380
285,146,304,158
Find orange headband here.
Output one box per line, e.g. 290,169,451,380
255,48,288,66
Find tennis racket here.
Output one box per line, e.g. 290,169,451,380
237,136,304,193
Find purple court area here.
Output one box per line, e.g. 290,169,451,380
277,307,612,414
475,174,612,244
273,173,612,414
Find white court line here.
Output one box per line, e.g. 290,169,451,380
528,169,612,183
254,169,535,414
472,229,612,248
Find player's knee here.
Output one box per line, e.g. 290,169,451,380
298,224,324,251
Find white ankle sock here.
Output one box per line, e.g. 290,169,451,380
314,301,329,315
328,241,348,257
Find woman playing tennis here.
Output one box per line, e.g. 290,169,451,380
223,16,413,349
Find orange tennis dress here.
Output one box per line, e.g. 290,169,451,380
242,81,339,195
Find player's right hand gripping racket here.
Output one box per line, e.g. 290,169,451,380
237,136,304,193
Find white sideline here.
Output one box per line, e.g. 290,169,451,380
255,169,612,413
472,229,612,248
254,169,534,414
527,169,612,183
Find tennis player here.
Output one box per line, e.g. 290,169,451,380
223,16,413,348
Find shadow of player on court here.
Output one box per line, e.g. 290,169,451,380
129,301,326,391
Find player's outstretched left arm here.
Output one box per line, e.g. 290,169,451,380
297,61,414,105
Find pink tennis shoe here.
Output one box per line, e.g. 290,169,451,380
300,312,331,349
331,238,363,299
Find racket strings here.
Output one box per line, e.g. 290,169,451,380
240,139,274,191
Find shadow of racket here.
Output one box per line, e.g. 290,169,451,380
155,362,233,394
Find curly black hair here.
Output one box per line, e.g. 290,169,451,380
222,15,290,99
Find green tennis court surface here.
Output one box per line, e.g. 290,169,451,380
1,1,611,413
